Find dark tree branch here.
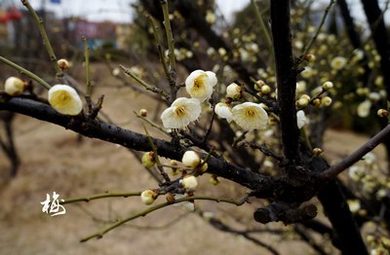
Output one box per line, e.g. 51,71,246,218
0,96,275,192
270,0,301,165
0,112,20,177
321,124,390,179
337,0,371,85
361,0,390,169
207,217,280,255
294,225,329,255
317,181,368,255
337,0,362,49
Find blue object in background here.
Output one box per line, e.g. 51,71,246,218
50,0,61,4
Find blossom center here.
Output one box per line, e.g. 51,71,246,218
193,74,207,90
245,108,256,117
174,106,186,117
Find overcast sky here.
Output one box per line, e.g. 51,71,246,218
14,0,248,23
8,0,390,25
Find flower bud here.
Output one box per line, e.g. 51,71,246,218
181,175,198,190
377,109,389,118
165,193,175,203
200,160,208,172
57,58,70,71
312,148,323,156
322,81,334,90
312,98,321,107
226,82,242,99
260,85,271,94
142,151,155,169
321,96,332,107
48,84,83,115
4,77,25,96
297,97,309,108
304,54,316,62
141,189,158,205
254,80,265,91
182,150,201,168
112,68,120,76
139,108,148,117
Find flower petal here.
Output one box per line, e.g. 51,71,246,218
161,97,201,129
232,102,268,130
48,84,82,116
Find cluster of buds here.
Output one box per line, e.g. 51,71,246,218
254,80,272,96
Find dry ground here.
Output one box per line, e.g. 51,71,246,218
0,65,385,255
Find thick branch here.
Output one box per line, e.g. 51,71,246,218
321,124,390,179
0,96,274,192
361,0,390,170
270,0,300,164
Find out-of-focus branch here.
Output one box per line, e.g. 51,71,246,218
270,0,300,165
80,195,247,242
321,124,390,179
205,216,280,255
361,0,390,171
21,0,63,79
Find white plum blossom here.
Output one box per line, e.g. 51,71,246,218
357,100,372,118
226,82,241,99
182,150,201,168
185,70,217,102
296,81,307,94
141,190,157,205
214,102,233,122
161,97,201,129
347,199,361,213
48,84,83,116
297,110,309,129
4,77,25,96
180,175,198,191
362,152,376,165
232,102,268,131
205,10,216,24
331,56,347,70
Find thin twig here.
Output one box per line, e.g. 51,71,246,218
61,191,142,205
20,0,63,78
119,65,169,101
299,0,336,65
134,111,170,136
143,125,171,183
161,0,176,71
80,195,247,242
0,56,51,90
251,0,273,60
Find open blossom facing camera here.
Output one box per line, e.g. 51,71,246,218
214,102,233,122
161,97,201,129
4,76,25,96
185,70,217,102
331,56,347,70
232,102,268,130
48,84,83,116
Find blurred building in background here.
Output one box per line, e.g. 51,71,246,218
0,0,133,60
